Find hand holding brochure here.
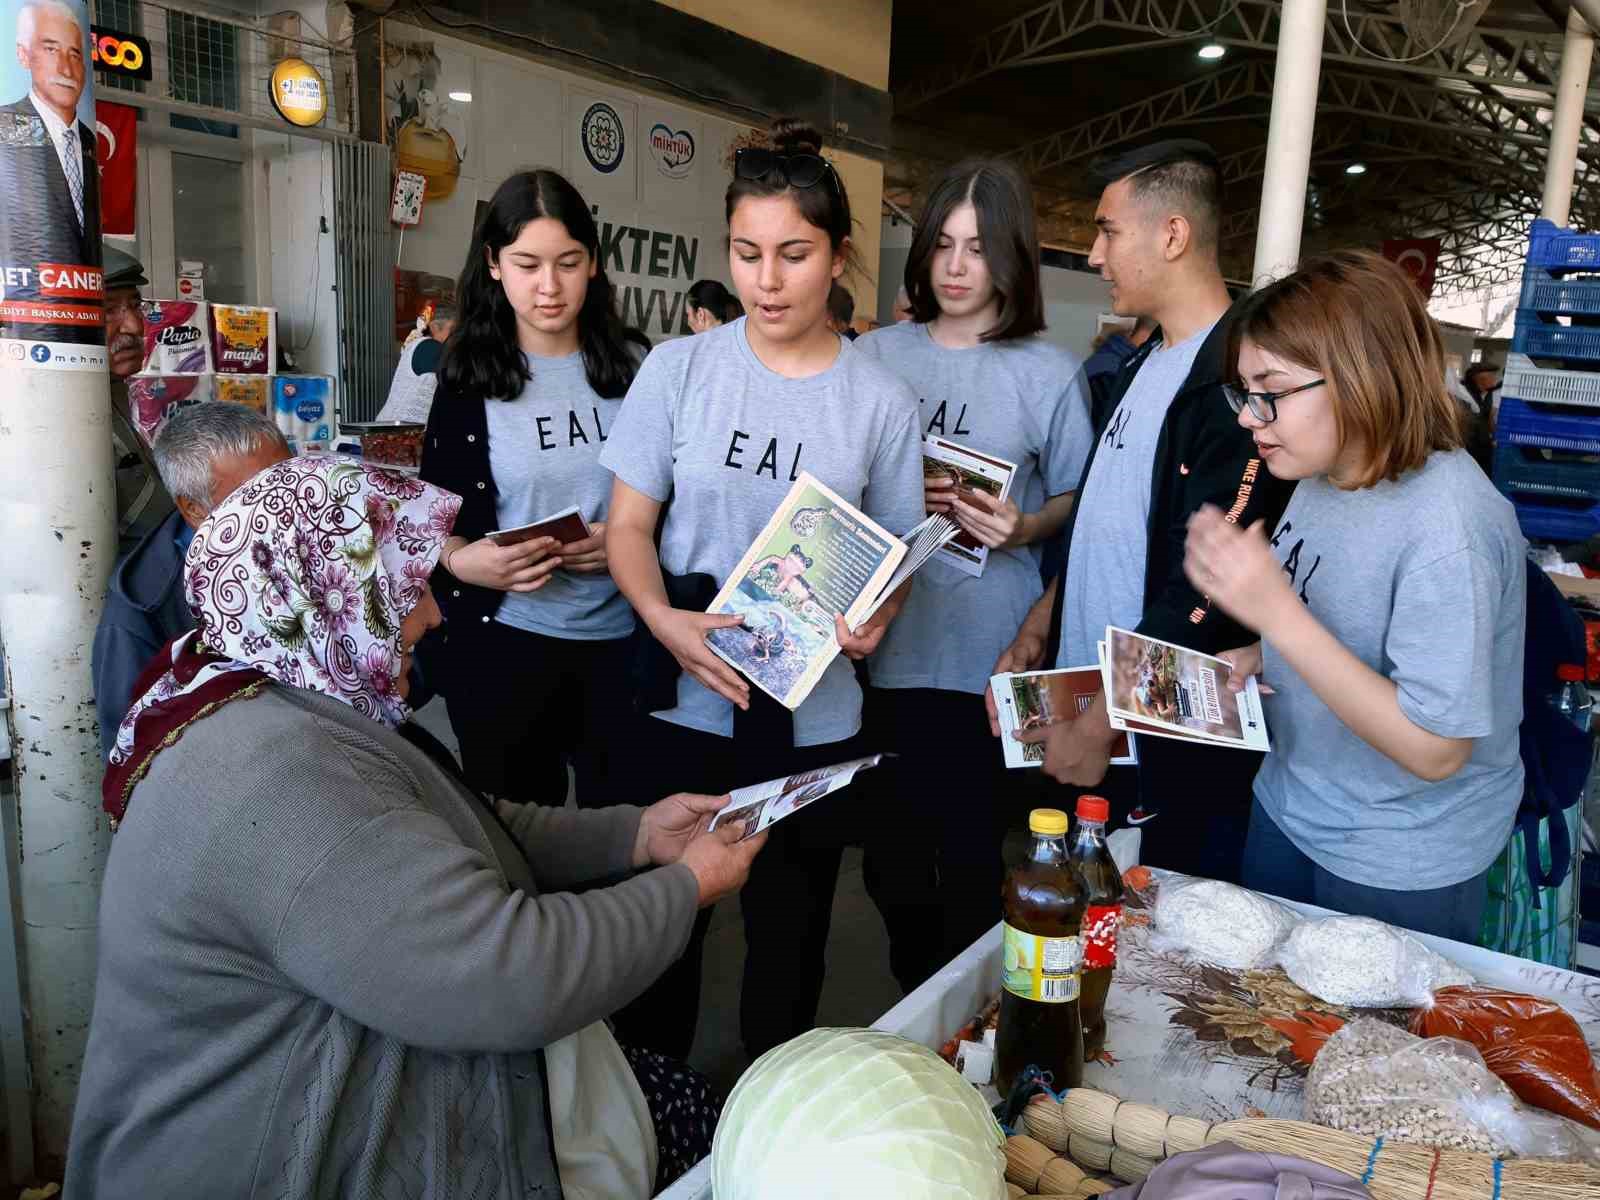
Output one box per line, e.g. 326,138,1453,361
991,667,1136,769
922,436,1018,578
487,504,591,547
704,473,958,710
1099,626,1270,752
708,755,886,842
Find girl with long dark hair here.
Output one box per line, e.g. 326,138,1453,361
422,168,650,807
601,118,926,1061
853,158,1093,992
685,278,743,331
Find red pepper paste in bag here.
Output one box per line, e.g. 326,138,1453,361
1411,985,1600,1130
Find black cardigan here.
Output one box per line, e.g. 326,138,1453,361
419,382,504,629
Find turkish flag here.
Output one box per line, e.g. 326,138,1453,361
1381,238,1441,298
95,100,138,238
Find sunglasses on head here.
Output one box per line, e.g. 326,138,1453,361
734,147,840,196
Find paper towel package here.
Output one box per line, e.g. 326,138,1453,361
210,304,278,375
140,301,212,374
125,375,214,447
214,374,271,415
272,375,333,453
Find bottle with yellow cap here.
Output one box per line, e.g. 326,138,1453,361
995,807,1086,1094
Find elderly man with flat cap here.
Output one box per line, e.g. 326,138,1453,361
987,139,1296,885
102,241,175,554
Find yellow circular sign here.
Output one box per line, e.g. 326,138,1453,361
269,58,327,128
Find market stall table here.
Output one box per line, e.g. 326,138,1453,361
660,872,1600,1198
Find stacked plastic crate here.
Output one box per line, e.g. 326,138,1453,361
1496,219,1600,543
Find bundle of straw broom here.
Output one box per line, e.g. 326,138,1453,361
1001,1086,1600,1200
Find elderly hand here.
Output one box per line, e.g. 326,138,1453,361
680,822,769,908
634,792,730,868
1184,505,1296,637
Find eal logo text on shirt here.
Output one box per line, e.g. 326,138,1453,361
581,102,626,174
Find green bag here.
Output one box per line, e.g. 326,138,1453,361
1478,805,1583,966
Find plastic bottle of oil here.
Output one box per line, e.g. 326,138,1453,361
995,807,1085,1095
1070,795,1124,1059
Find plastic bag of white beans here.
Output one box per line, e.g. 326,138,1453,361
1149,878,1299,969
1277,916,1473,1008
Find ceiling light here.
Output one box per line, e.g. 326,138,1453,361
1197,43,1226,60
448,91,472,102
1345,162,1367,175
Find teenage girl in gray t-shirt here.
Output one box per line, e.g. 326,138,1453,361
602,118,926,1061
851,159,1093,990
1182,251,1526,943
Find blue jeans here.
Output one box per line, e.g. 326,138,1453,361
1241,797,1489,944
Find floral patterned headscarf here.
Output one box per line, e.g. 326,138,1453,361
104,456,461,824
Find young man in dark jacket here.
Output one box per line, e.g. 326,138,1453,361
986,140,1295,883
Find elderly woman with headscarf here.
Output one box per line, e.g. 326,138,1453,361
66,456,765,1199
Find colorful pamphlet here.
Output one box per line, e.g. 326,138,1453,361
1098,627,1270,752
922,435,1018,578
705,473,958,710
991,666,1136,769
488,505,591,547
708,754,887,841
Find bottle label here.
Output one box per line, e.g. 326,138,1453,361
1083,903,1123,970
1002,922,1081,1003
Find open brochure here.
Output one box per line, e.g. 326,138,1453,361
705,473,958,710
1099,627,1270,752
991,667,1136,769
707,754,887,842
922,436,1018,579
488,504,591,547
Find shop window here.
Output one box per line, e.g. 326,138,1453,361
166,11,239,138
172,152,246,304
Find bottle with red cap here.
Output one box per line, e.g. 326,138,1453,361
1070,794,1125,1059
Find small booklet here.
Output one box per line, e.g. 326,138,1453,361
708,754,887,841
488,505,591,547
922,436,1018,578
1098,627,1270,752
991,667,1136,769
705,473,958,710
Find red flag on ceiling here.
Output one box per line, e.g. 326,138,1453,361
1381,237,1442,299
95,100,138,238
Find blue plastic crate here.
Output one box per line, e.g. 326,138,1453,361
1496,394,1600,453
1520,272,1600,318
1493,441,1600,502
1501,353,1600,410
1511,493,1600,542
1527,217,1600,271
1513,312,1600,365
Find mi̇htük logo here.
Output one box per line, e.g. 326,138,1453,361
581,102,625,174
648,123,694,179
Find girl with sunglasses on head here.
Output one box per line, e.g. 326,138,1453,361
1183,250,1525,942
851,158,1093,992
422,169,650,809
602,117,926,1061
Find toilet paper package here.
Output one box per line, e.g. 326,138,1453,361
272,375,334,453
125,374,214,447
214,374,271,415
140,301,212,374
210,304,278,375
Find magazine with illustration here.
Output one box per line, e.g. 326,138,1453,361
487,504,591,547
705,473,958,709
922,436,1018,578
991,667,1136,769
708,754,887,842
1098,627,1270,752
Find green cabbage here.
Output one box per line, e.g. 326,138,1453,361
711,1027,1007,1198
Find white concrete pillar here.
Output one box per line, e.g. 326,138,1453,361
1542,5,1595,226
1252,0,1327,285
0,0,116,1159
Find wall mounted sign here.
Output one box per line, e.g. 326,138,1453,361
647,121,694,179
90,25,151,81
581,100,625,174
269,58,328,128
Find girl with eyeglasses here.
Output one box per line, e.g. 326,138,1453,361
850,158,1093,992
601,117,926,1060
422,169,650,810
1183,250,1525,941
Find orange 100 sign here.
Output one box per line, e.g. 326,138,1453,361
90,26,152,82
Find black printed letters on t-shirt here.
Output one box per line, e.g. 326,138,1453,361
526,407,610,452
921,397,972,437
723,429,804,481
1271,519,1322,604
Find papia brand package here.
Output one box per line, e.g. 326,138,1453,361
210,304,278,375
125,375,213,447
272,375,333,453
140,301,212,374
214,374,271,415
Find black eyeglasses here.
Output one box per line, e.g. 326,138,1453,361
1222,378,1326,423
734,148,841,198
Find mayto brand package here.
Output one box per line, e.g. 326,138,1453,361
272,375,333,453
140,301,212,374
210,304,278,375
214,374,271,415
125,375,214,447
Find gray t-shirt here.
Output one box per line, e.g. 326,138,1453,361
487,350,634,641
1254,450,1527,890
600,318,925,746
853,322,1092,693
1058,324,1215,668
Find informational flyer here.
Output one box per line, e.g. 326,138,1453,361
992,666,1136,769
1100,627,1270,752
922,436,1017,578
708,754,887,841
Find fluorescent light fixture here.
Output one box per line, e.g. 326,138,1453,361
1345,162,1367,175
448,91,472,102
1197,43,1226,60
